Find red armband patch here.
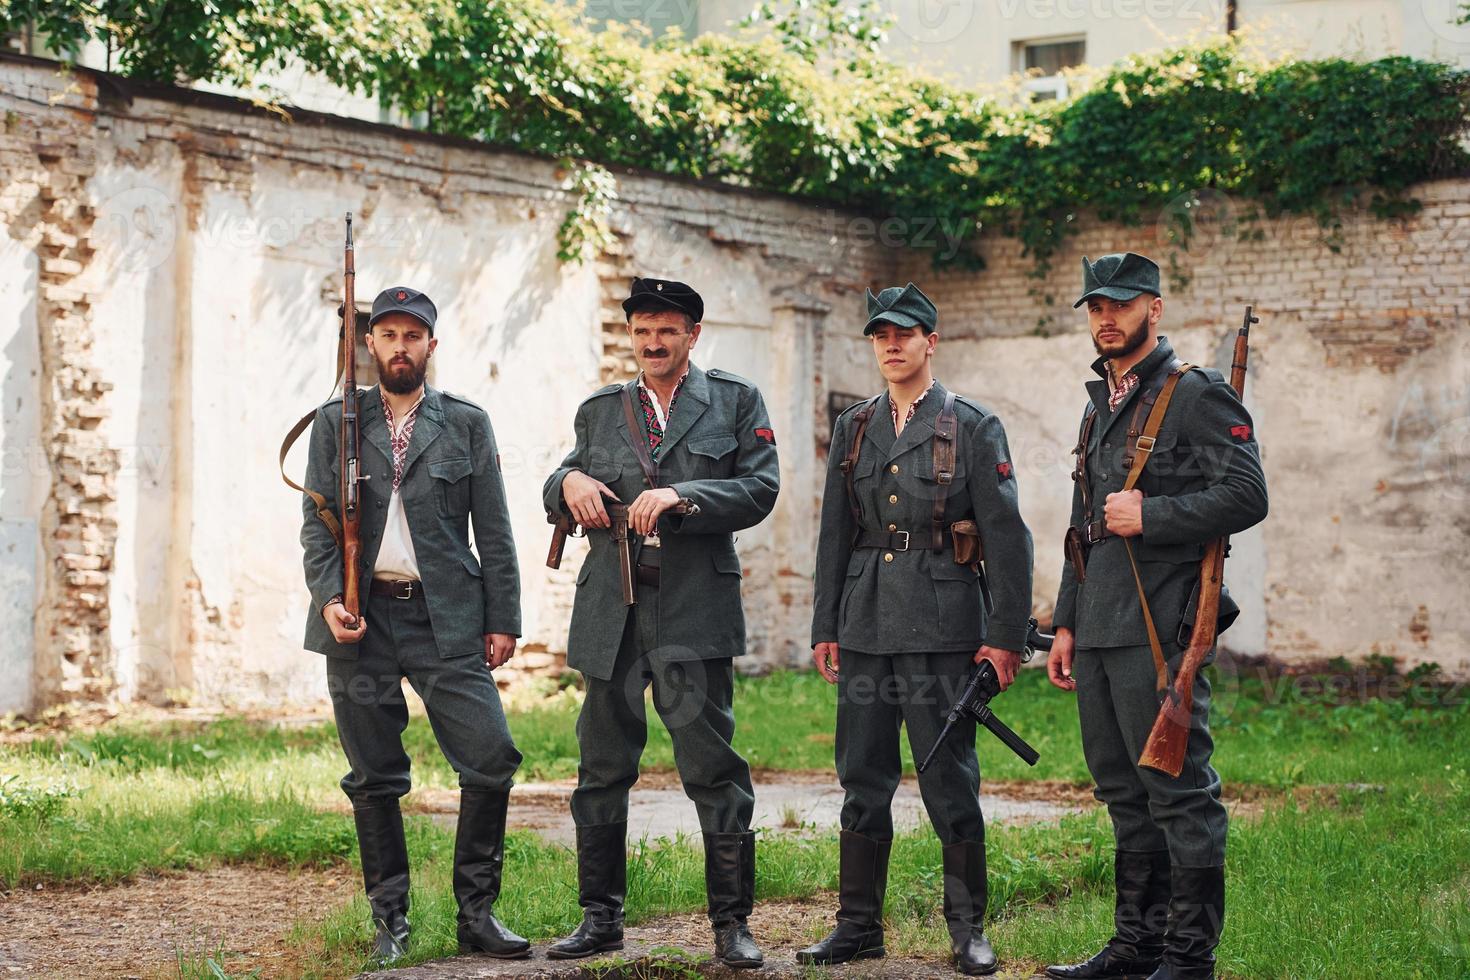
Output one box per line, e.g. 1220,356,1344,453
997,461,1013,480
1230,424,1252,441
755,428,776,445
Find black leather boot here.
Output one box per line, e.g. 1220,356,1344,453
547,822,628,960
352,799,411,965
1146,865,1225,980
1048,850,1171,979
705,831,764,969
796,831,890,965
943,840,998,976
453,788,531,958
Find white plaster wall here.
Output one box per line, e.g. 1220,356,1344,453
84,150,186,701
180,161,607,704
0,236,44,714
939,326,1270,655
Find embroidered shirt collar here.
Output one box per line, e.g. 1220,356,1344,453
891,377,937,432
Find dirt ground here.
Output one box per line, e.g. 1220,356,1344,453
0,865,356,979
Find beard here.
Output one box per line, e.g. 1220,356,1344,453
377,352,428,394
1092,307,1152,360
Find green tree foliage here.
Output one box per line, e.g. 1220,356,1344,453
4,0,1467,267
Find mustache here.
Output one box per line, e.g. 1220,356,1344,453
641,349,670,358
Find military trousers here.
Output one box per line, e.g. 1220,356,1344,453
325,589,522,803
1073,642,1228,868
835,649,985,844
569,582,755,833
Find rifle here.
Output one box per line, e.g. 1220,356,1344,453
546,498,700,606
337,214,365,623
917,618,1053,773
1137,306,1258,777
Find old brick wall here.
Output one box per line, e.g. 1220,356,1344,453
0,53,894,710
2,50,1467,712
895,184,1470,672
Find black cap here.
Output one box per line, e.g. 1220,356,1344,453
370,286,438,333
1074,253,1162,309
863,282,938,335
621,277,704,323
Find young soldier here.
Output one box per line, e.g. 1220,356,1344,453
1045,253,1268,980
300,286,528,964
542,277,780,969
799,283,1034,977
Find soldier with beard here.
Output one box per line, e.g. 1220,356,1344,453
300,286,528,965
1045,254,1268,980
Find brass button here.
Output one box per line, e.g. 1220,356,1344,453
887,523,897,531
884,552,894,563
890,464,899,474
888,494,898,504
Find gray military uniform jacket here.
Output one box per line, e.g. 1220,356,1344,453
542,364,780,681
1053,337,1269,649
812,382,1035,655
300,384,521,659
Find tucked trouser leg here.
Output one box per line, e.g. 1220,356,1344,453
1087,644,1227,870
1075,644,1227,980
1073,648,1169,855
393,594,522,793
896,652,994,975
326,593,414,802
834,649,904,840
651,655,755,834
569,614,650,828
897,651,985,845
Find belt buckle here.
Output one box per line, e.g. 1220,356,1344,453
894,530,911,552
1085,521,1104,545
394,580,414,600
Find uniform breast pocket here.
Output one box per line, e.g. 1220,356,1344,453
686,434,739,478
1138,431,1196,492
429,457,473,518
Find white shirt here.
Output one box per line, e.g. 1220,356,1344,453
373,394,424,581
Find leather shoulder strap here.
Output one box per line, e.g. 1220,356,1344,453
278,331,347,549
1120,361,1193,694
1074,405,1098,519
621,383,660,489
1122,362,1191,493
931,391,958,548
840,396,882,529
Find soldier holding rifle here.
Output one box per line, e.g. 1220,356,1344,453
1045,253,1268,980
541,277,780,969
298,246,528,962
799,284,1034,977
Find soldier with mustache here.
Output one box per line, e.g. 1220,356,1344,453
543,277,780,969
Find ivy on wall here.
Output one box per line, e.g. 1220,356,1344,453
5,0,1468,268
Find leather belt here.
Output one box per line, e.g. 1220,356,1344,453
635,564,660,588
853,529,943,552
370,579,423,600
1083,519,1113,545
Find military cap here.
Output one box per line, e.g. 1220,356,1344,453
1074,252,1162,308
370,285,438,333
622,277,704,323
863,282,938,335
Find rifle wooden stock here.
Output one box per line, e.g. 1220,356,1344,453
338,213,362,621
544,498,698,607
1138,307,1256,777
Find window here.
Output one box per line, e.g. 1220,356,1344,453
1014,36,1085,102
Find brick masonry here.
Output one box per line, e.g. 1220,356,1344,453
2,51,1468,710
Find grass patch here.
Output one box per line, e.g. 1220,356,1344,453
2,664,1467,977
